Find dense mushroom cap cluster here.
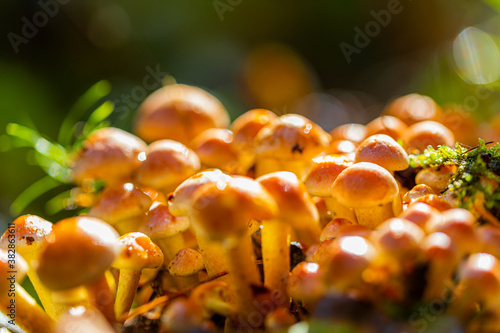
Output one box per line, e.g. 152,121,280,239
5,86,500,333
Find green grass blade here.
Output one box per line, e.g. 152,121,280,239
33,152,72,183
57,80,111,146
83,100,114,135
45,189,74,215
6,123,68,165
10,176,62,216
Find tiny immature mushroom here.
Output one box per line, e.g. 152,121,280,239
135,139,201,194
331,162,399,228
71,127,147,186
168,248,204,278
189,175,278,324
304,155,356,223
415,165,455,193
257,171,320,300
88,182,153,235
0,250,54,333
36,217,120,322
139,202,190,264
112,232,163,321
402,184,435,204
189,281,234,318
0,215,59,318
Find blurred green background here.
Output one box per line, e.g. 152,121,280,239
1,0,500,231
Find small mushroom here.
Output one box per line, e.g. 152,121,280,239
71,127,147,185
304,155,356,223
0,215,58,318
254,114,331,179
134,83,230,144
189,281,234,318
257,171,320,299
354,134,409,173
189,175,278,324
398,202,440,230
427,208,479,256
449,253,500,320
331,162,399,228
325,140,357,157
230,108,277,172
190,128,241,174
288,262,325,312
88,182,153,235
140,202,189,266
168,248,204,277
319,218,356,242
329,123,367,143
402,184,435,205
112,232,164,321
415,165,455,193
365,115,408,140
135,139,201,194
168,170,232,278
321,236,377,292
403,121,455,154
0,250,54,333
478,225,500,259
420,232,460,300
383,94,441,125
36,217,120,321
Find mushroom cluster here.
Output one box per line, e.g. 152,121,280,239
3,86,500,333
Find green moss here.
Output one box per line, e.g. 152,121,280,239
409,140,500,219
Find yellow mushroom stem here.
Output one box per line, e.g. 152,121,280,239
323,198,357,223
114,217,146,236
255,158,281,178
261,219,291,300
115,269,142,321
0,286,54,333
354,202,394,229
195,234,228,278
157,233,186,262
21,255,62,319
224,236,261,322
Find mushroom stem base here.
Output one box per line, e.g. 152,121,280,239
225,236,261,323
262,219,290,300
324,198,357,224
196,234,228,278
115,269,142,322
355,203,394,229
86,272,115,324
